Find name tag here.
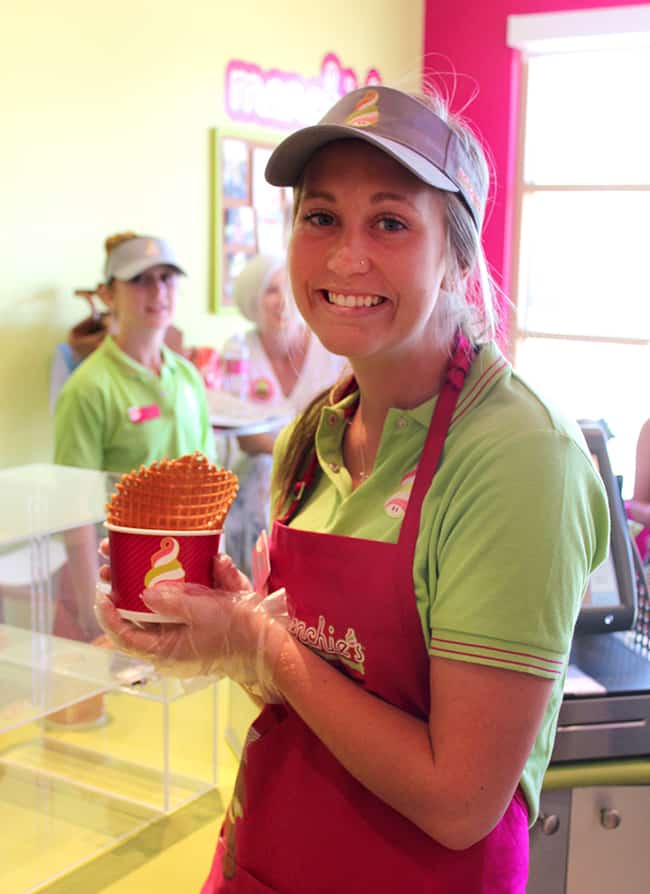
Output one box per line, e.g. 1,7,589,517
128,404,161,423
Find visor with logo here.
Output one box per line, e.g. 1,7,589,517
265,86,486,231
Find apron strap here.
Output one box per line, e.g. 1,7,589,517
276,451,320,524
397,333,475,549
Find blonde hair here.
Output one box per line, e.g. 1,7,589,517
415,91,498,350
274,87,498,516
103,232,139,286
101,232,139,299
104,231,138,255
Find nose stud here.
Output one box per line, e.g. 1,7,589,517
327,251,370,275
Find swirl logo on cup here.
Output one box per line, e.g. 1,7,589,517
107,524,221,623
145,537,186,587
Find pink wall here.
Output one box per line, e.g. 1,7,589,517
423,0,647,298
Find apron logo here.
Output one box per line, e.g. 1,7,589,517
289,614,366,675
384,468,416,519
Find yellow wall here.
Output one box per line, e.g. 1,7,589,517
0,0,424,469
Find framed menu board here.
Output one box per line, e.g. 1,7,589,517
211,129,293,311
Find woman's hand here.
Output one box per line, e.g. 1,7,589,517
95,552,289,702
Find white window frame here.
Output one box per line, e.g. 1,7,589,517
506,5,650,362
507,4,650,363
507,5,650,55
507,4,650,487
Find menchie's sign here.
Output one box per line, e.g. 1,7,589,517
225,52,382,131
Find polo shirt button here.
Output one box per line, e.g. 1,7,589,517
396,416,408,429
329,462,340,473
328,413,338,426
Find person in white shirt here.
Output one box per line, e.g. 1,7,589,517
224,254,347,574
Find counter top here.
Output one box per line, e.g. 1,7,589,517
0,463,110,546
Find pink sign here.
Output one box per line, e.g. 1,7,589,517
225,52,382,131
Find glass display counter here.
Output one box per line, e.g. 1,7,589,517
0,465,225,893
0,627,223,893
0,463,113,634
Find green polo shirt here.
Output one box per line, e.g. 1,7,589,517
54,335,215,474
271,341,610,822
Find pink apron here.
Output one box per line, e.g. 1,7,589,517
203,339,529,892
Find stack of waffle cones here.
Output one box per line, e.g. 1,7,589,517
106,452,239,531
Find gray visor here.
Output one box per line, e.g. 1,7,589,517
265,86,486,230
105,236,186,281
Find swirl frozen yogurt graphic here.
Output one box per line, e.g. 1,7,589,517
344,89,379,128
144,537,186,588
384,469,416,519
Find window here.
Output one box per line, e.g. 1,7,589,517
509,32,650,495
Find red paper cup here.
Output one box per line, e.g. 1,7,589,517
106,524,221,623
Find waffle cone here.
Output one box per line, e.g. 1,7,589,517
106,452,238,531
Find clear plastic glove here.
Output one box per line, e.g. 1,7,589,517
95,553,289,703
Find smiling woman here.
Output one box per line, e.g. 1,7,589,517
54,232,215,475
95,86,610,893
52,231,215,644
